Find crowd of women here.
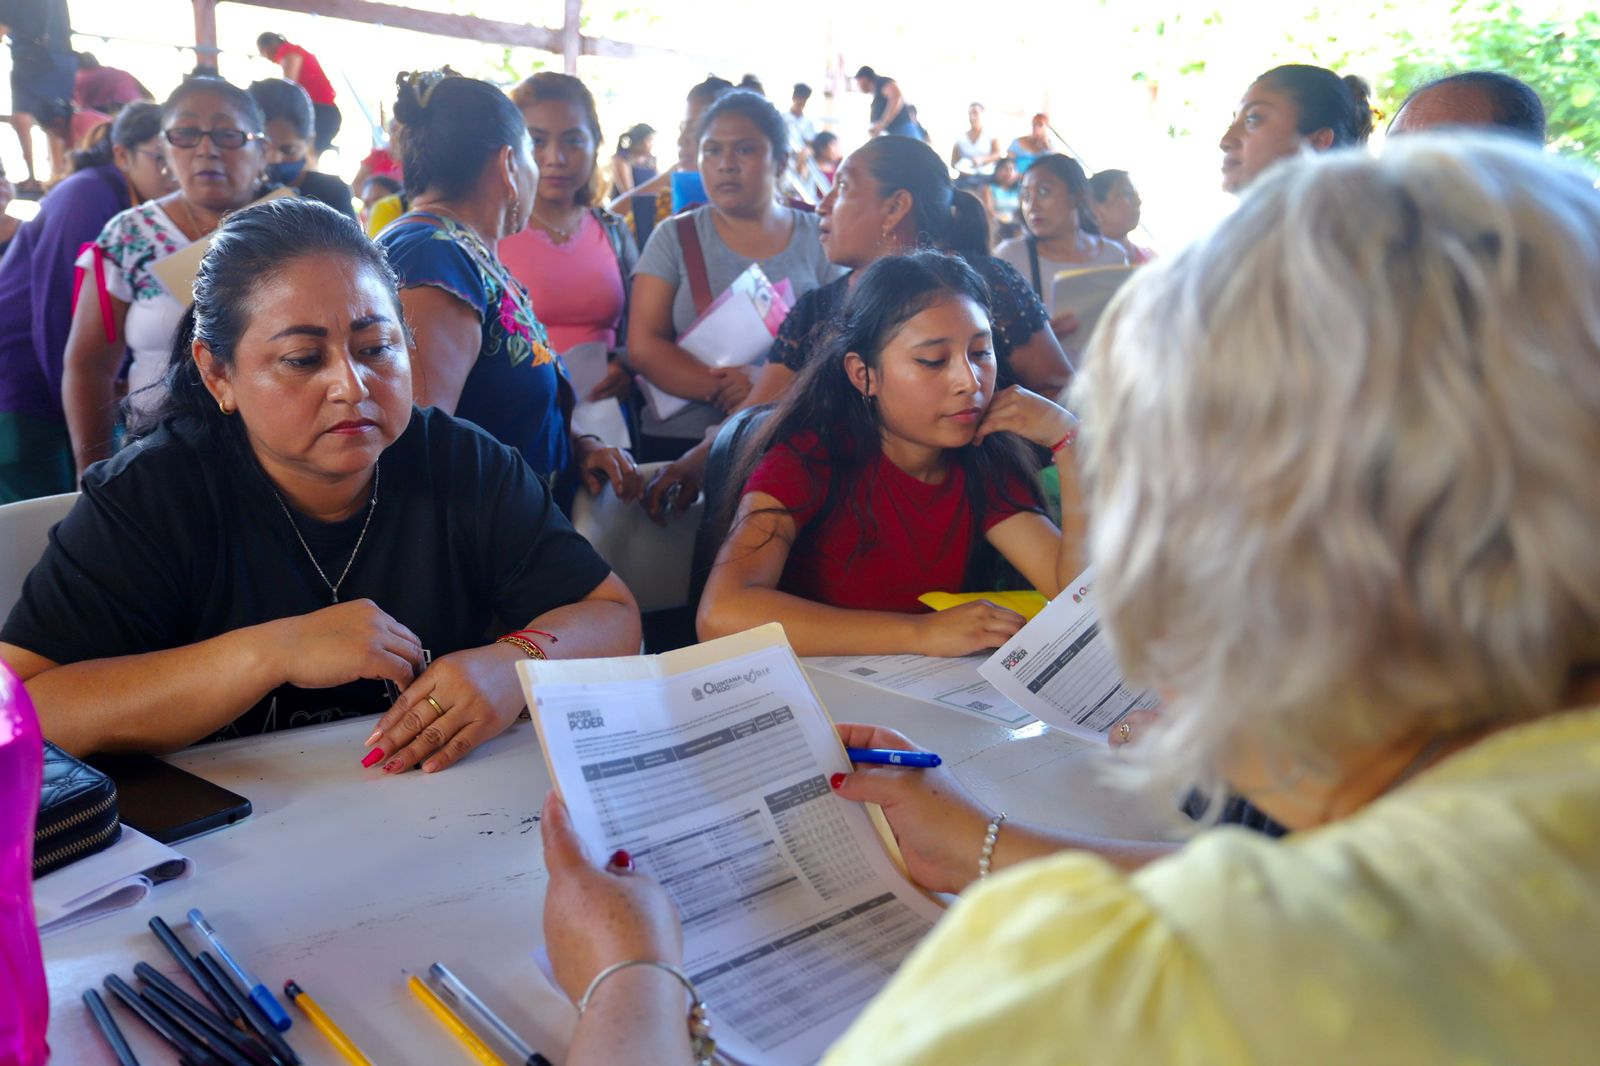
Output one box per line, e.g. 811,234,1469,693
2,51,1596,1062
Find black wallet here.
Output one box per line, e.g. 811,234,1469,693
35,740,122,878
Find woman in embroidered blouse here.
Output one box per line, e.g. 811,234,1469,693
61,76,266,477
500,73,639,456
376,71,638,506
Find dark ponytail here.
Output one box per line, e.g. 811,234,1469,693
393,69,525,200
131,198,404,443
1257,64,1374,146
617,122,654,156
1024,154,1101,236
855,136,990,260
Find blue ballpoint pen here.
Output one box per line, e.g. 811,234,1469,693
845,747,942,768
186,908,293,1032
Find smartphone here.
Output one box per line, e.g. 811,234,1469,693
87,753,253,845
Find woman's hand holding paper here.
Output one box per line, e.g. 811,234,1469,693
363,644,527,774
710,365,755,411
541,792,684,999
909,599,1027,657
830,723,994,895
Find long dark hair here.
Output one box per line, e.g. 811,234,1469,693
69,100,161,172
724,250,1042,566
852,136,989,260
1257,64,1374,146
393,70,525,200
1024,153,1101,237
131,197,404,445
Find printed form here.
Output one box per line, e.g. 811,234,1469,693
520,625,943,1065
978,566,1158,742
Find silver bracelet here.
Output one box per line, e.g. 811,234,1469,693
977,811,1008,880
578,959,716,1065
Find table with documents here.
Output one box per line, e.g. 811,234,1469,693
42,659,1183,1065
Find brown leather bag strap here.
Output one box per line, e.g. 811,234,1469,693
676,212,714,317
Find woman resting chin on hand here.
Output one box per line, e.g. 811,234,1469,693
0,197,640,770
696,250,1085,658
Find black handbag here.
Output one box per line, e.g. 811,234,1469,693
34,741,122,877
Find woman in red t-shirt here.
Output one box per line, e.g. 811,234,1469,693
698,250,1085,656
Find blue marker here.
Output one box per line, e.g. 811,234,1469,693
845,747,942,768
187,908,292,1032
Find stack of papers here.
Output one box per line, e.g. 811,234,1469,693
641,264,794,422
33,826,193,936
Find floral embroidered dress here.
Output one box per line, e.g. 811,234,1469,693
74,201,197,418
378,211,571,479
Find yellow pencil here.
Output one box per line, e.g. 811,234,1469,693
407,974,508,1066
284,980,375,1066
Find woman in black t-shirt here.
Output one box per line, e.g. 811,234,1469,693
0,197,640,773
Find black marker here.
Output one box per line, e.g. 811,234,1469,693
134,962,273,1066
83,988,141,1066
141,983,259,1066
150,915,244,1027
103,974,212,1066
198,951,301,1066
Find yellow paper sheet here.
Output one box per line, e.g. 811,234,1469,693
918,590,1049,619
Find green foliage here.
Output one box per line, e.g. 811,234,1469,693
1382,2,1600,164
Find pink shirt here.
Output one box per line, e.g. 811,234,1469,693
499,212,626,354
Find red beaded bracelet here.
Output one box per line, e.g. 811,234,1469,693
1049,428,1078,454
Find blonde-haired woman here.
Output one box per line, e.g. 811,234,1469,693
537,134,1600,1063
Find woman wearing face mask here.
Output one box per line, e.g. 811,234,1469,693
0,101,173,501
2,197,640,768
62,76,267,477
500,73,639,460
641,136,1069,523
626,89,840,466
697,251,1082,656
377,71,638,507
1219,63,1373,194
246,77,356,218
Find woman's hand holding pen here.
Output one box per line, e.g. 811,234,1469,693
830,723,995,895
541,792,684,1000
361,644,526,774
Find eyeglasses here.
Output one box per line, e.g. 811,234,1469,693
164,127,257,150
133,149,170,171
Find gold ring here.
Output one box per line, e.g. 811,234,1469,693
426,695,446,716
1117,721,1132,741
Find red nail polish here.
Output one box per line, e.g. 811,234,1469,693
830,773,845,790
609,849,634,871
383,760,401,774
361,747,384,768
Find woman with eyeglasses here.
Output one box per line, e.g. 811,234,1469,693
61,76,267,477
0,101,174,502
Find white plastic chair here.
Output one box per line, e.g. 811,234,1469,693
568,464,703,613
0,492,78,620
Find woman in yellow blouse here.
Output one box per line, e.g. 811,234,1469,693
537,133,1600,1065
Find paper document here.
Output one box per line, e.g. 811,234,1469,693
561,340,632,448
521,626,944,1065
33,826,193,936
807,654,1034,727
640,263,792,422
977,567,1157,742
1050,265,1136,368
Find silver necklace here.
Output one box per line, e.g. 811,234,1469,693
271,464,380,604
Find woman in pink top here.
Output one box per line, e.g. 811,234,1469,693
501,73,638,450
